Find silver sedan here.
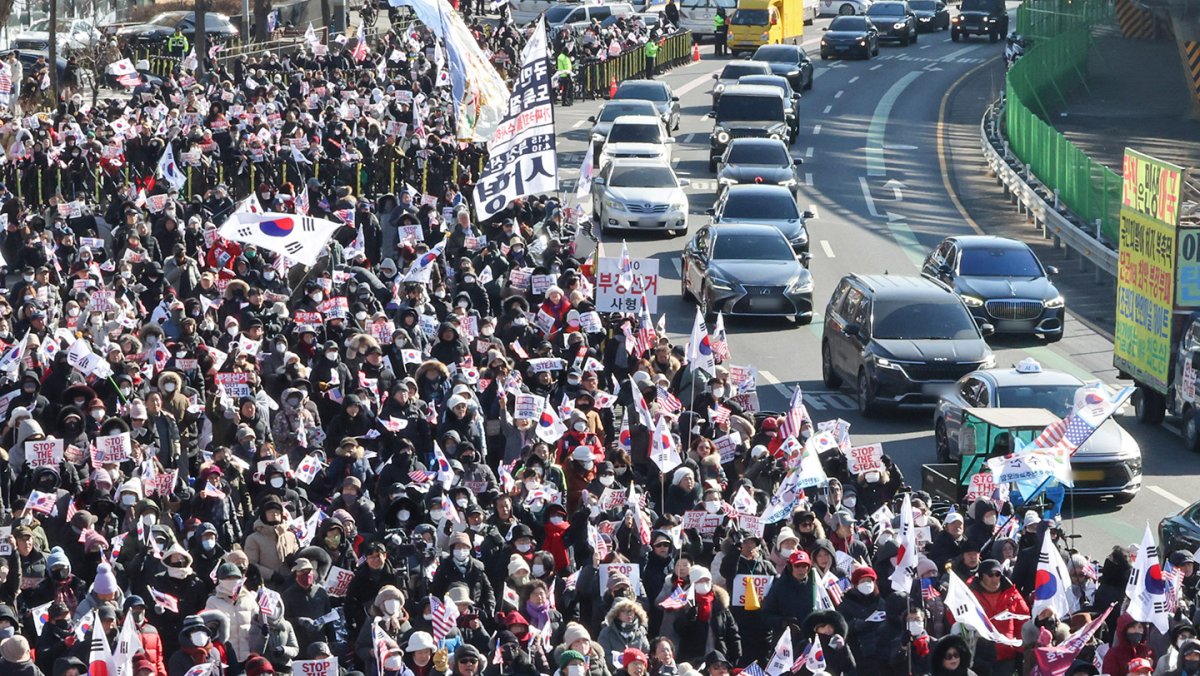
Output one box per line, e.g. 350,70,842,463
591,159,690,237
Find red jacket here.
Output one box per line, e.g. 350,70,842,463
138,623,169,676
968,576,1028,661
1102,613,1154,676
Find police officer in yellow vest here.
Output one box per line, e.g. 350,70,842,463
555,50,574,106
167,26,190,57
644,38,660,79
714,8,728,56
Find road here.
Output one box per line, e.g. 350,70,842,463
552,11,1198,557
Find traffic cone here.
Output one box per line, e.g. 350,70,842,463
608,77,618,98
692,43,701,61
744,576,761,611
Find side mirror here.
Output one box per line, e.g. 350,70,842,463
705,208,715,216
587,115,596,122
679,178,692,187
1045,265,1059,276
822,26,829,30
671,95,680,101
712,73,719,79
792,93,801,100
938,264,952,277
794,157,804,165
593,176,606,185
843,323,861,337
799,252,812,268
706,110,716,118
802,210,815,219
979,323,996,337
663,137,676,144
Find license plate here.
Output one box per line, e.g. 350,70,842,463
835,45,848,50
1074,469,1104,481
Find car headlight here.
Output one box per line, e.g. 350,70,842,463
786,276,813,294
893,21,907,28
670,202,687,213
789,229,808,245
591,133,605,143
961,295,984,307
874,356,903,370
769,132,782,141
709,277,734,292
779,178,797,187
981,354,997,369
984,16,994,21
715,83,725,94
919,16,931,20
1126,455,1143,475
604,199,623,210
951,15,961,21
715,130,730,144
1044,295,1065,308
718,177,737,185
857,37,867,44
821,38,830,45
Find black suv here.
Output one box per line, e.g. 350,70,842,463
951,0,1008,41
707,84,791,173
821,274,996,416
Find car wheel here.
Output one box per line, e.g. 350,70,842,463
901,33,909,46
872,42,879,55
709,158,718,173
794,313,812,325
821,341,842,388
1186,406,1200,453
911,29,918,42
1133,386,1166,425
935,420,951,462
857,369,878,417
821,52,830,60
988,28,999,42
839,3,855,14
951,28,961,41
701,290,718,325
804,75,813,90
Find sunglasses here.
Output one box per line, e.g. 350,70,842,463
984,571,1002,577
943,653,961,660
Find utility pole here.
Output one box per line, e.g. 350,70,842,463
49,0,59,104
195,0,208,77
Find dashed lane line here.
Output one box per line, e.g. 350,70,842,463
1149,485,1190,508
821,240,835,258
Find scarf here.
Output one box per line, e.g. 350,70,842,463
695,590,714,623
525,600,550,630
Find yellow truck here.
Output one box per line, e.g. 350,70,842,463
726,0,809,54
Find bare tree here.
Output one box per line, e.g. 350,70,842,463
195,0,208,77
75,0,120,106
253,0,270,40
0,0,16,28
49,0,59,103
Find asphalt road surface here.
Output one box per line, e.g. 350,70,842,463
553,8,1197,557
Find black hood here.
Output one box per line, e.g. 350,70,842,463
719,165,794,184
873,337,989,363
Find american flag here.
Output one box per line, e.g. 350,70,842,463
408,470,432,484
920,578,941,601
351,21,369,62
792,641,825,673
1033,413,1096,454
658,585,691,610
710,405,731,426
429,595,459,642
657,387,682,414
1081,559,1099,582
148,588,179,613
562,569,581,591
711,312,731,363
0,62,12,97
1165,561,1184,613
742,663,767,676
635,295,656,355
778,387,808,439
823,575,845,606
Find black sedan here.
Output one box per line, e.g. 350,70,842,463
716,138,803,198
910,0,950,31
820,16,879,59
866,1,918,44
751,44,814,92
1161,501,1200,556
116,11,238,43
920,235,1065,342
737,74,801,143
681,223,814,323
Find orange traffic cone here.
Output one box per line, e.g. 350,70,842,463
608,78,618,98
692,43,701,62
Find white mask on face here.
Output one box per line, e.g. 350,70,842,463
532,564,546,577
217,579,241,596
515,542,532,553
383,599,401,615
455,498,468,508
398,510,411,521
163,382,176,393
694,581,711,594
573,422,587,432
780,547,796,559
983,515,997,526
857,581,875,595
580,460,593,471
704,500,720,514
270,477,284,488
429,509,444,522
864,471,881,484
843,497,857,509
227,326,239,337
908,621,924,635
549,516,564,525
712,387,725,398
141,514,157,527
91,409,105,420
189,632,207,647
599,476,614,487
452,548,470,563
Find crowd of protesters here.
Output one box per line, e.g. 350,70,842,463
0,4,1188,676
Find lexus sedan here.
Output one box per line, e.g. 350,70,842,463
921,235,1065,342
588,100,661,166
751,44,815,92
591,159,689,236
820,16,879,59
707,184,813,256
934,361,1142,500
716,138,803,199
682,223,814,323
613,80,681,135
910,0,950,31
866,1,918,44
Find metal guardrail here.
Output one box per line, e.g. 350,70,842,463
577,30,693,99
980,98,1119,281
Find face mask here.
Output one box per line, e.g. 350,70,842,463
120,386,131,397
1184,661,1200,674
121,494,136,506
355,312,367,321
453,548,470,563
270,477,284,488
226,326,239,337
1127,631,1144,643
907,621,924,635
434,291,446,299
524,480,540,491
712,387,725,398
515,543,532,553
598,476,615,487
21,275,32,283
310,292,323,302
481,327,494,337
398,510,411,522
580,461,593,471
325,534,342,548
163,382,176,393
383,599,401,615
513,318,527,327
429,509,444,522
91,409,104,420
549,516,564,525
68,308,80,317
857,581,875,595
567,666,584,676
288,397,301,407
189,632,207,647
201,538,216,551
217,579,241,596
983,515,997,526
573,422,587,432
843,497,857,509
704,500,721,514
864,471,881,484
264,271,275,280
455,498,468,508
326,351,338,361
568,377,581,386
142,514,157,526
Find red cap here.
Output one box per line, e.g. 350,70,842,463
851,567,878,584
1128,658,1153,674
788,550,811,567
761,417,779,431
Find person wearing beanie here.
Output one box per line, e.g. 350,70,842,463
556,624,607,676
430,531,495,621
245,654,275,676
34,602,72,676
243,497,299,587
616,648,649,676
556,650,586,676
51,656,86,676
27,548,86,617
166,616,222,676
121,596,167,676
148,546,207,657
74,562,124,621
453,644,486,676
838,566,905,672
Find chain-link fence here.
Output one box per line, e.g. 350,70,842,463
1005,0,1121,244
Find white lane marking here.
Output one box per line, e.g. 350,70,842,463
572,120,586,129
674,65,722,97
821,240,835,258
859,176,879,217
1149,485,1191,508
681,133,696,144
808,204,819,218
866,70,923,176
870,64,882,70
834,90,844,99
672,157,681,167
671,258,683,275
805,172,814,186
758,369,793,398
849,76,860,83
823,105,833,114
920,43,931,49
805,147,814,158
813,124,822,135
940,46,978,62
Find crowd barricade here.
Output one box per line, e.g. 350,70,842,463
578,30,694,100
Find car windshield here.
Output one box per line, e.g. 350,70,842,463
995,384,1080,417
608,166,677,188
740,77,789,94
829,16,869,30
716,94,783,122
909,1,937,9
608,123,661,143
959,0,999,11
727,142,789,165
149,13,184,25
867,2,906,15
753,46,801,63
958,246,1043,277
731,9,769,24
714,232,793,260
873,299,979,340
722,191,798,219
544,5,576,22
599,103,655,121
615,83,669,102
720,63,766,79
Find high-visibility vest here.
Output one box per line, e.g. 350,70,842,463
714,15,726,29
644,41,660,58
